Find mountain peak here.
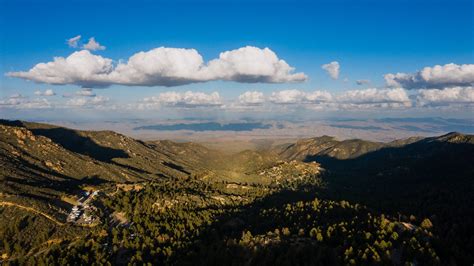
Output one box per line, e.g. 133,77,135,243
435,132,474,144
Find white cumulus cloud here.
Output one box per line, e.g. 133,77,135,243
206,46,307,83
270,89,307,104
143,91,222,108
417,87,474,106
336,88,411,108
109,47,207,86
322,61,340,80
7,50,114,87
0,95,51,109
7,46,306,88
238,91,265,106
270,89,332,104
305,90,333,103
268,88,409,109
385,63,474,89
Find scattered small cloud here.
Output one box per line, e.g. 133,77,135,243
20,98,52,109
66,95,109,107
9,93,26,99
0,97,23,106
34,89,56,96
82,37,106,51
75,88,96,97
356,79,370,85
67,35,81,48
322,61,340,80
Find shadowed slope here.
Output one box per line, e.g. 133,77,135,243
29,127,129,163
276,132,474,264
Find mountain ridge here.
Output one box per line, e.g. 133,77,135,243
1,119,474,264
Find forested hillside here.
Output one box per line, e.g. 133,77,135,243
1,120,473,265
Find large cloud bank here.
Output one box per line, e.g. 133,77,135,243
2,87,473,110
416,86,474,106
385,63,474,89
268,88,409,108
7,46,307,87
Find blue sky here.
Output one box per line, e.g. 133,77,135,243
0,0,473,120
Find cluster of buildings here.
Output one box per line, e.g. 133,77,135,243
67,205,82,222
67,190,100,225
